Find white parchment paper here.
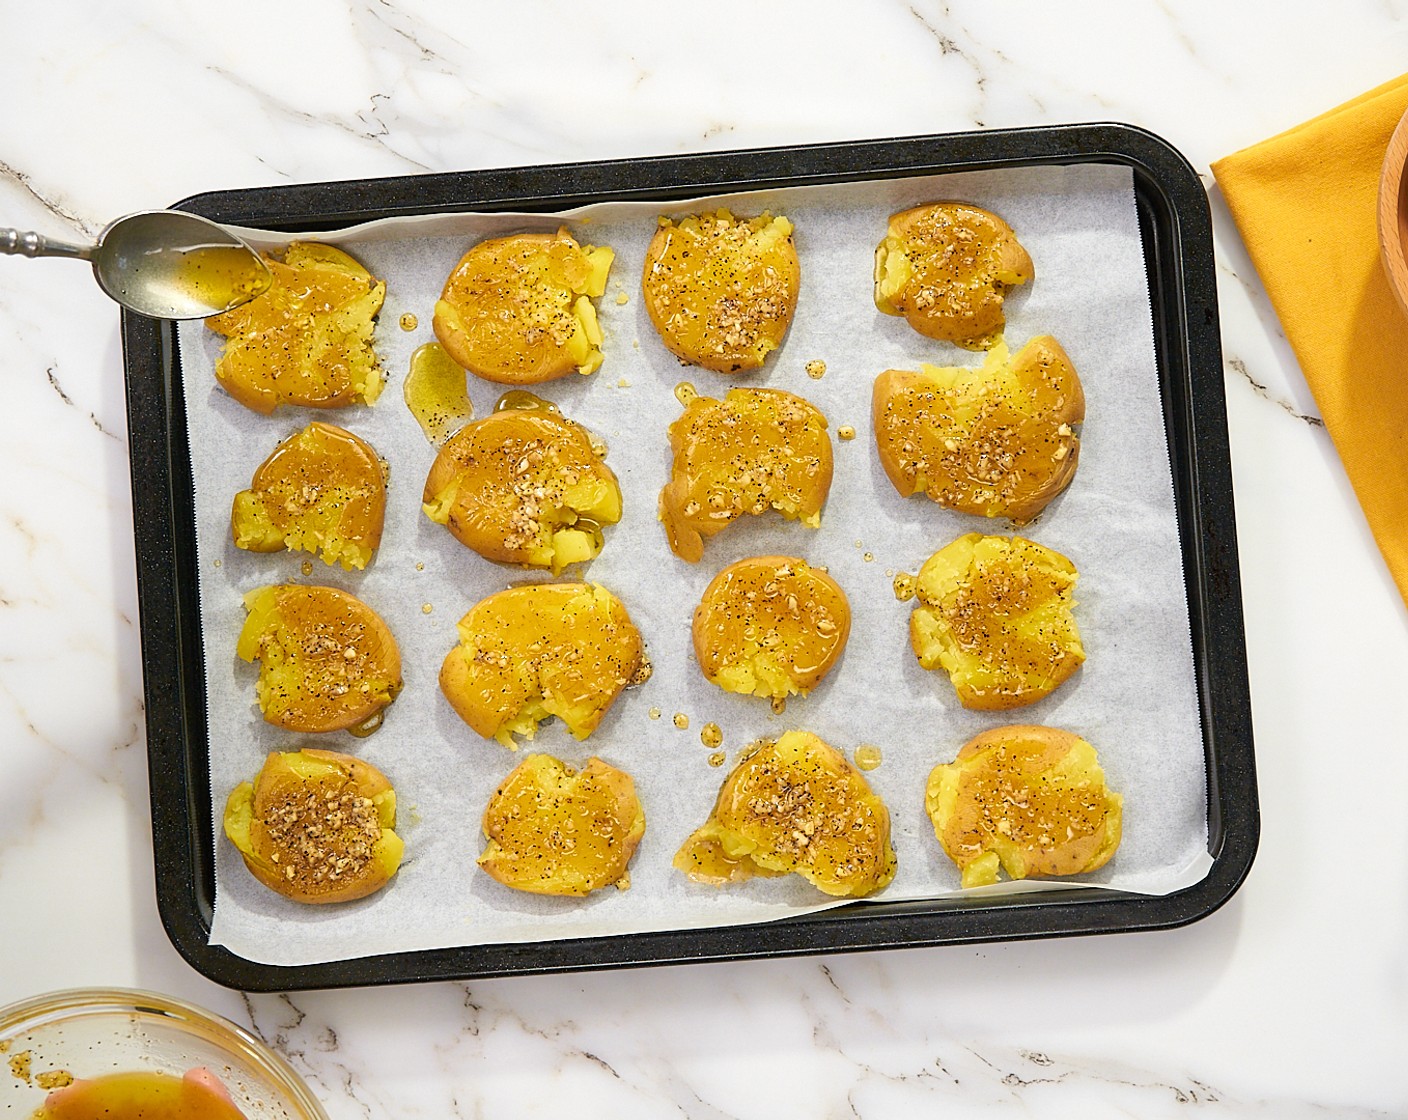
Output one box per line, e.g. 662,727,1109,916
176,164,1211,966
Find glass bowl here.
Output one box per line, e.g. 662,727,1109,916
0,988,328,1119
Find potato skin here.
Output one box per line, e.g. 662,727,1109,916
926,725,1122,888
433,228,613,385
675,730,896,898
872,335,1083,523
641,210,800,373
478,754,645,896
231,421,386,570
224,748,403,904
422,408,621,572
692,555,851,699
207,242,385,414
237,584,402,733
659,388,832,562
439,582,643,749
874,202,1033,350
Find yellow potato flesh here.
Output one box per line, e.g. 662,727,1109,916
478,754,645,896
237,585,402,733
675,730,896,898
693,556,851,700
439,583,643,749
422,408,621,574
223,748,403,903
872,336,1084,522
910,533,1083,710
231,421,386,570
873,244,913,313
659,388,832,562
926,726,1122,887
671,831,789,885
642,210,800,373
434,229,613,384
207,242,385,414
873,202,1033,350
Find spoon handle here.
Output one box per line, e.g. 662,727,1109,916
0,227,93,261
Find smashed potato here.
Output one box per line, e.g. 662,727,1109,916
693,556,850,700
223,748,403,903
440,582,643,749
231,421,386,570
479,754,645,896
423,408,621,574
434,228,613,384
874,202,1033,350
237,584,402,733
659,387,832,562
873,336,1084,522
207,242,386,414
927,725,1122,888
642,209,800,373
910,533,1083,710
675,730,896,898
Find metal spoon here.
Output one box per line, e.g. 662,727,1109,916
1,210,271,319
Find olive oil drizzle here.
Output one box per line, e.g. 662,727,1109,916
404,342,474,446
170,245,272,314
494,389,559,414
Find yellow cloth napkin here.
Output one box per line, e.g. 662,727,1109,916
1212,73,1408,605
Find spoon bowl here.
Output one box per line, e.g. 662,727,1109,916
2,210,271,319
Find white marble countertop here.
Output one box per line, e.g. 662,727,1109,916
2,3,1406,1116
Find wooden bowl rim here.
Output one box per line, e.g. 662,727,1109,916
1379,102,1408,317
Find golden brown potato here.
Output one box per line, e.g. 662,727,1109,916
926,725,1122,888
693,556,850,700
478,754,645,896
440,582,643,749
873,336,1084,522
231,422,386,570
423,408,621,574
874,202,1033,350
223,748,404,903
237,584,402,733
641,209,800,373
659,387,832,562
674,729,896,898
207,242,386,414
433,228,613,384
909,533,1084,710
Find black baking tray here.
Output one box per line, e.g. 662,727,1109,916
122,123,1257,991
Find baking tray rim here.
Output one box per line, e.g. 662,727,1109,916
121,121,1258,992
